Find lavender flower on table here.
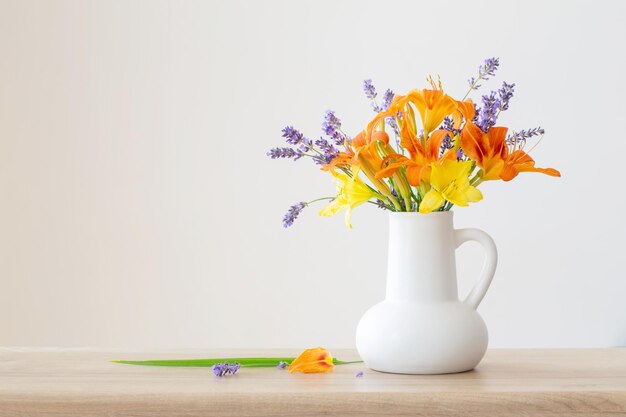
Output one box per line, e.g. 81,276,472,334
277,361,288,369
355,371,364,378
212,361,240,377
283,202,307,228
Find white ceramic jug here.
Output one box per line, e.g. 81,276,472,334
356,211,497,374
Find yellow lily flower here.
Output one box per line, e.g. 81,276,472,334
319,170,380,228
419,160,483,213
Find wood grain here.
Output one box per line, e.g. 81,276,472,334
1,348,625,416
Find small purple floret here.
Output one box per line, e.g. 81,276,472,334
356,371,364,378
277,361,288,369
283,202,307,228
298,137,313,153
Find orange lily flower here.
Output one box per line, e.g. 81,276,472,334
500,149,561,181
452,99,476,129
376,125,455,186
460,122,508,180
288,347,335,373
322,147,357,172
323,130,400,206
322,130,389,172
366,87,458,140
460,121,560,181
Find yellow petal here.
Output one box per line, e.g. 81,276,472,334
318,198,345,217
465,186,483,203
344,206,353,229
419,189,445,213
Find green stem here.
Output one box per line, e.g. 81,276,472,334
112,357,362,368
387,194,402,211
368,200,394,210
306,197,335,205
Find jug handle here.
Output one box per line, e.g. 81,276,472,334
454,228,498,309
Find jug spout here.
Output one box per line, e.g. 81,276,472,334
385,212,459,302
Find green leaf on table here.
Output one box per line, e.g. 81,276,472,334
112,357,361,368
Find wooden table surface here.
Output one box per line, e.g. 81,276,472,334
1,348,625,417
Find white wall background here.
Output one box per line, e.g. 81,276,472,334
1,0,624,349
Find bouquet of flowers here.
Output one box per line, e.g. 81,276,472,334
268,58,560,228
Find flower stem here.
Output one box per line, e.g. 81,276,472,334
306,197,335,205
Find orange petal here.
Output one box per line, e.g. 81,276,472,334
487,127,509,157
406,163,426,186
427,130,451,159
352,131,367,148
460,121,487,164
371,131,390,144
456,99,476,124
376,159,409,179
288,347,335,373
500,150,561,181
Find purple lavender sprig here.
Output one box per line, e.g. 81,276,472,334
267,125,316,162
282,126,305,145
467,57,500,92
476,91,500,132
506,127,545,147
277,361,288,369
282,202,307,228
363,79,395,113
267,147,303,160
473,81,515,132
498,82,515,111
441,116,461,136
386,117,400,140
441,116,454,131
314,137,339,164
381,89,394,111
212,361,240,377
363,79,377,100
440,134,454,158
322,110,346,146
